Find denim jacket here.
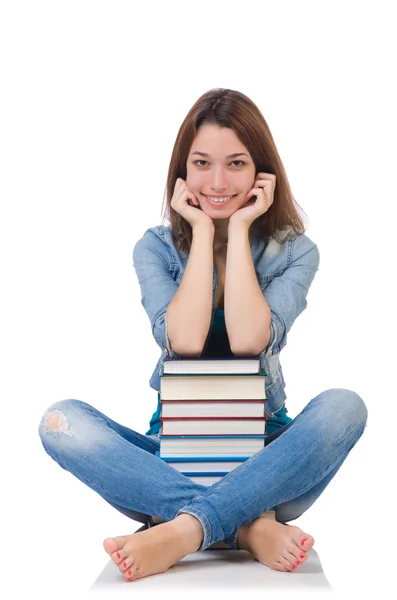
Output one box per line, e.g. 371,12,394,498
133,224,320,419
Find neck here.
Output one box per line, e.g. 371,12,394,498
213,218,229,250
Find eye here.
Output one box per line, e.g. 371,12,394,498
193,160,246,167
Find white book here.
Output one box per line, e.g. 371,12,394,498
159,435,265,457
161,418,266,435
161,401,265,418
160,449,261,457
187,475,223,485
163,357,260,374
167,460,246,472
160,375,266,400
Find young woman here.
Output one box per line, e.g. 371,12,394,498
38,88,367,583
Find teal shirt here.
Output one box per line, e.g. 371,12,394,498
146,308,292,436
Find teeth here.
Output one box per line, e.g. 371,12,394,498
207,195,232,203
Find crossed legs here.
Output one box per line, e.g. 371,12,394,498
39,388,367,582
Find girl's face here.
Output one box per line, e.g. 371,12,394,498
186,124,256,218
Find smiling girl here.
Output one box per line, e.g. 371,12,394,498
39,88,367,583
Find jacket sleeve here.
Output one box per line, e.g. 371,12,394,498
132,229,181,357
261,235,320,358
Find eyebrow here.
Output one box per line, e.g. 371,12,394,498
191,151,249,159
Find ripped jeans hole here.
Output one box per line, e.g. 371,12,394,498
44,410,71,434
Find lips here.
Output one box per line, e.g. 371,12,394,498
204,194,236,207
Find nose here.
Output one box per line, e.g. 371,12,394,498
210,166,228,192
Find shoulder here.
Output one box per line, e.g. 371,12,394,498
272,228,320,268
133,224,173,259
255,227,319,278
290,231,320,269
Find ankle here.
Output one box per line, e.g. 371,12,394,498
258,509,276,521
237,511,276,550
237,523,251,551
174,513,204,550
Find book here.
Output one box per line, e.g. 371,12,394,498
155,451,248,472
157,357,267,480
183,474,226,485
159,434,266,457
162,355,260,374
160,374,266,400
161,416,267,435
161,400,266,418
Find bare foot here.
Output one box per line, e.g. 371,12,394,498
237,517,314,572
103,514,204,582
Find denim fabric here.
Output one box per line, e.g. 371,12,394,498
38,388,367,550
133,224,320,418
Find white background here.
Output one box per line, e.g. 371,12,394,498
1,1,395,598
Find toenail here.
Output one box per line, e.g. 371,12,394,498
123,562,127,568
300,553,305,559
297,561,301,565
301,537,307,546
292,565,296,569
117,553,120,559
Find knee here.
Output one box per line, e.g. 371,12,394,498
38,399,85,437
324,388,368,433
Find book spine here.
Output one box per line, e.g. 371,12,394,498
161,399,266,403
161,416,267,421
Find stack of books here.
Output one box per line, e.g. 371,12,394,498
156,355,268,486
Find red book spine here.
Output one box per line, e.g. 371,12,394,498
161,416,267,421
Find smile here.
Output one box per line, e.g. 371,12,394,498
204,194,236,206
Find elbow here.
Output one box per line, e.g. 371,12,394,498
172,346,203,358
230,324,271,357
231,345,268,357
168,336,203,358
165,308,204,357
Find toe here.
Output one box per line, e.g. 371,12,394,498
280,554,295,572
103,538,117,555
103,535,127,554
111,549,125,565
119,556,134,573
285,549,300,569
124,568,136,582
299,534,314,553
284,535,308,567
290,527,315,553
293,552,306,568
297,550,308,565
274,560,289,572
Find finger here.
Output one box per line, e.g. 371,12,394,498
247,187,265,197
183,188,199,206
248,188,272,209
252,185,272,199
256,173,276,181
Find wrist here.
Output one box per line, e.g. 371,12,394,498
193,222,215,236
228,219,250,234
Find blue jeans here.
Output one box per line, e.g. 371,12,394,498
38,388,367,551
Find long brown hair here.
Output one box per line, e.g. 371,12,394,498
161,88,306,255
